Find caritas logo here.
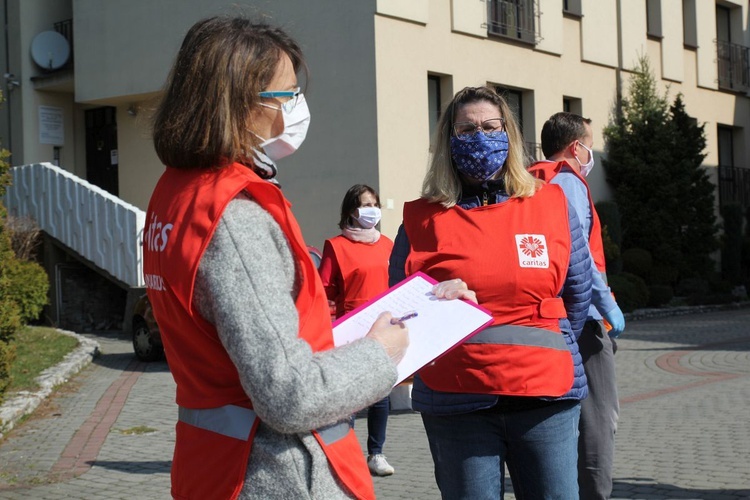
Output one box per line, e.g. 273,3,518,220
515,234,549,268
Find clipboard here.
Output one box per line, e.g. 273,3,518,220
332,271,494,385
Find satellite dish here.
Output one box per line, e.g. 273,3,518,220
30,30,70,71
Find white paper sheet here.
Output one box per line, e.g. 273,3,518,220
332,272,493,385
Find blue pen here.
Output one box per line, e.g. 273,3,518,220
391,311,418,324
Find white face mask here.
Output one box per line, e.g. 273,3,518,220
354,207,382,229
576,142,595,177
258,94,311,161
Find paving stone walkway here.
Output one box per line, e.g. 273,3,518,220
0,309,748,499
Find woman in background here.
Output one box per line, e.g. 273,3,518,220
319,184,396,477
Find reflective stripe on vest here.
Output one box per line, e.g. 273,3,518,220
178,405,257,441
316,421,351,445
179,405,350,445
465,324,569,351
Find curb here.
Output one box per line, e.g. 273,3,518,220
0,329,100,439
625,300,750,321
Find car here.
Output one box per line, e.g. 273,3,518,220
131,292,164,362
132,245,325,361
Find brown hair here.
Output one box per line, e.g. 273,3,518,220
152,16,306,169
338,184,380,229
422,86,539,206
541,112,592,158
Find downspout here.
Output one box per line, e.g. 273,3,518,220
3,0,12,149
615,0,623,120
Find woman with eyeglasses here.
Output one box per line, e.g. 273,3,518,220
144,16,476,500
389,86,593,499
319,184,396,477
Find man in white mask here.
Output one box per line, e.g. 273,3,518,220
528,112,625,500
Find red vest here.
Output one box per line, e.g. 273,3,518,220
403,185,574,397
144,163,375,500
528,160,606,273
326,235,393,318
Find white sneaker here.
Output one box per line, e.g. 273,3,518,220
367,454,395,476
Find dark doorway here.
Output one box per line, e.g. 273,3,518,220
85,107,119,196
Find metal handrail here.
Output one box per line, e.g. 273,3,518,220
3,162,145,287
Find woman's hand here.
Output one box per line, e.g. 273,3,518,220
432,278,477,303
365,312,410,365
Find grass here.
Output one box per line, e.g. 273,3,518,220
117,425,157,435
7,326,80,393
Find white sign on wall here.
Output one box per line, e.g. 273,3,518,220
39,106,64,145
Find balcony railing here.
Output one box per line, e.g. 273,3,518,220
526,141,542,162
716,39,750,92
718,164,750,210
487,0,541,45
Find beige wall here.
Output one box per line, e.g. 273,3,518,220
374,0,750,237
6,0,750,248
4,0,74,166
116,101,162,210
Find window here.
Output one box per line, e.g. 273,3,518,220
496,85,541,161
716,5,750,91
717,125,750,210
496,86,523,130
563,0,582,17
562,97,582,115
682,0,697,49
718,126,734,169
428,75,442,141
487,0,540,45
646,0,662,38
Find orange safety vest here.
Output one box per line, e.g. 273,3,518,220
528,160,606,273
326,235,393,318
403,185,574,397
144,163,375,500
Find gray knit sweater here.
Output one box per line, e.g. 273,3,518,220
193,193,397,499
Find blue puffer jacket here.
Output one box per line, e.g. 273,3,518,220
388,185,592,415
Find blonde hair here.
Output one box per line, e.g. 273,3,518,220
422,86,540,207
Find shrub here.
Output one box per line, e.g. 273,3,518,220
686,293,736,306
675,277,709,297
600,225,622,275
720,203,743,285
649,265,679,286
6,215,42,261
3,259,49,323
621,248,653,279
647,285,674,307
609,272,649,312
595,201,622,248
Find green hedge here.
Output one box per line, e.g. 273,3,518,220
609,272,649,313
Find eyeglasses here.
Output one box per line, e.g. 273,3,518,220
259,86,301,113
453,118,505,141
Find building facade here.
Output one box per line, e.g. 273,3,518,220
2,0,749,246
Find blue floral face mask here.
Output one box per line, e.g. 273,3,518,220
450,131,509,181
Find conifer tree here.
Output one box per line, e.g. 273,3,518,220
669,94,718,278
603,56,717,286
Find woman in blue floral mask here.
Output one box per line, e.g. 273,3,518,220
389,86,594,499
